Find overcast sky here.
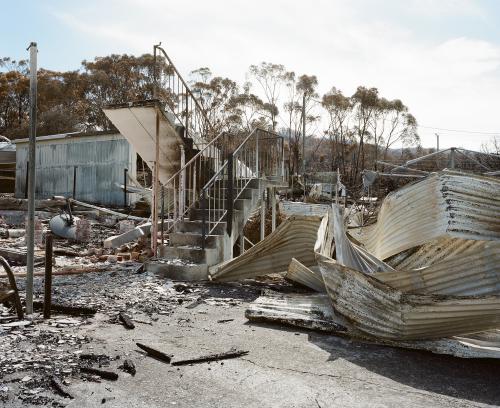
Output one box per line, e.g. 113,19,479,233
2,0,499,150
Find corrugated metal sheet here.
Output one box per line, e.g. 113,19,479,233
210,215,322,281
245,290,500,358
245,292,344,332
350,171,500,260
285,258,326,292
332,205,395,274
386,237,483,270
15,133,136,206
317,254,500,341
279,201,330,217
375,241,500,296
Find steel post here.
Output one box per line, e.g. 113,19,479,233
26,42,37,314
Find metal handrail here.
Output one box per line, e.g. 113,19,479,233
199,128,285,246
156,46,213,131
164,130,226,187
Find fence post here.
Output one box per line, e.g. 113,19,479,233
43,233,53,319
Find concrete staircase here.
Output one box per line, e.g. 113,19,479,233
149,178,274,280
102,45,287,281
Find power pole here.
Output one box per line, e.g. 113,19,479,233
435,133,440,152
302,93,306,176
151,43,161,256
302,93,306,203
26,42,37,314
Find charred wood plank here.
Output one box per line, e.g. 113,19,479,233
171,349,249,366
33,301,96,316
80,367,118,381
136,343,171,363
50,376,74,399
118,312,135,329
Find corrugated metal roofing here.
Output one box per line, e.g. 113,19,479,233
210,215,322,281
350,171,500,260
318,254,500,341
375,241,500,296
285,258,325,293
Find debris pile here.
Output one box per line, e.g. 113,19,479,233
241,171,500,358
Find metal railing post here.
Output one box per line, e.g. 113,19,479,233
179,145,186,216
255,130,259,178
200,189,207,250
226,154,234,236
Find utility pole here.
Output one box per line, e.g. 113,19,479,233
302,93,306,203
151,43,161,256
435,133,440,152
26,42,37,315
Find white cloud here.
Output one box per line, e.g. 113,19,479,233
50,0,500,149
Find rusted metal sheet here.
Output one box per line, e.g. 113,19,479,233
317,254,500,341
350,171,500,260
375,241,500,296
285,258,325,293
210,215,322,281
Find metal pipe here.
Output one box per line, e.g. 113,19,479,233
26,42,37,315
43,233,53,319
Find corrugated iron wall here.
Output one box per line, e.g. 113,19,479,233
15,134,136,206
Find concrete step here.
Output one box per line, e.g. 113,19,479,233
174,220,226,235
160,245,221,266
146,259,208,281
169,232,220,248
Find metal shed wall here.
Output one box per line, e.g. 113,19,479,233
15,133,136,206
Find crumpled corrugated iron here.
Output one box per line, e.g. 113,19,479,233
245,292,343,332
285,258,325,293
374,241,500,296
349,171,500,260
318,254,500,341
210,215,322,281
